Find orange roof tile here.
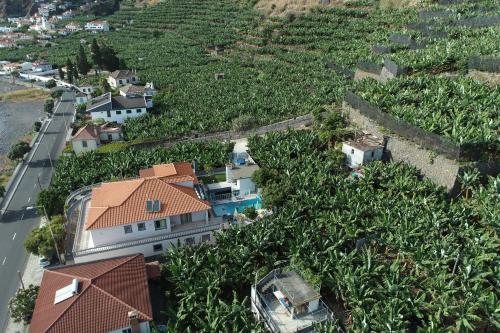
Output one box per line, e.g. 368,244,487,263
72,124,100,141
85,165,210,230
29,254,153,333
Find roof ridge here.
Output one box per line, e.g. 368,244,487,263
90,284,152,321
47,269,92,281
86,179,145,229
91,254,140,282
43,280,92,332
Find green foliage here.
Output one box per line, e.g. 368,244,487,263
0,184,5,198
156,129,499,332
36,189,65,218
58,66,65,80
45,79,56,89
23,215,66,259
44,99,54,114
8,285,40,325
50,90,63,99
66,58,74,83
76,44,91,75
354,76,500,153
243,206,257,219
231,114,256,132
8,141,30,160
33,121,42,132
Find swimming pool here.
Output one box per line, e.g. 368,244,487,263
212,196,262,217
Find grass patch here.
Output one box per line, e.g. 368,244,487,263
96,141,132,154
199,173,227,184
0,89,49,102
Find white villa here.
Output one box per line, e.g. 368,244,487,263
71,162,225,263
71,123,123,155
32,60,53,72
84,20,110,32
342,135,384,169
86,92,147,124
251,268,335,333
107,69,140,88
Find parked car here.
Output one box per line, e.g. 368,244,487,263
39,257,50,268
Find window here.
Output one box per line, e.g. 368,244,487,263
116,110,122,115
126,109,132,114
124,225,132,234
185,237,195,245
137,223,146,231
155,219,167,230
107,134,112,141
106,110,111,118
153,244,163,252
81,140,88,148
371,151,374,157
351,149,355,154
201,234,211,242
122,329,132,333
136,109,142,113
180,213,192,224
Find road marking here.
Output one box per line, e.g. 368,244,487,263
27,197,31,203
12,233,16,240
2,257,6,265
20,212,25,220
34,183,37,188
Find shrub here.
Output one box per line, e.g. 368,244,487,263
44,99,54,114
33,121,42,132
8,141,30,160
231,114,255,132
243,206,258,219
23,215,66,259
45,79,56,89
50,90,63,99
36,189,65,218
8,285,39,325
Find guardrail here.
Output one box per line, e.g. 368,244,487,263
73,221,226,257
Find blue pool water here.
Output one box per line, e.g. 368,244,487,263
212,196,262,217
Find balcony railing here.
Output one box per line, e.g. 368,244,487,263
73,220,226,258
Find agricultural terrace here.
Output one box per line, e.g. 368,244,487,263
353,76,500,154
40,126,500,332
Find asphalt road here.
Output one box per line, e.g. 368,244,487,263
0,92,74,331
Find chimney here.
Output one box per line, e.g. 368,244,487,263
128,311,140,333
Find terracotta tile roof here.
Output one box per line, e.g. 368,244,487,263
72,124,100,141
85,163,209,230
29,254,153,333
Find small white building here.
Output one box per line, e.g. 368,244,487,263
119,82,156,107
79,85,94,95
342,135,384,169
107,69,139,88
65,22,82,32
251,268,334,333
84,20,110,32
86,93,148,124
71,122,123,155
75,92,88,105
32,60,53,72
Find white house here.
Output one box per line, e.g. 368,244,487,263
342,135,384,169
71,123,123,155
84,20,110,32
65,22,82,32
74,92,88,105
251,268,334,333
86,92,148,124
32,60,53,72
107,69,139,88
119,82,156,107
79,85,94,95
71,162,222,263
29,254,154,333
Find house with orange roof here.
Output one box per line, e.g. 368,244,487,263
71,123,123,155
71,162,223,263
29,254,155,333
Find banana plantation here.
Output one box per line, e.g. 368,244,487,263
156,129,499,332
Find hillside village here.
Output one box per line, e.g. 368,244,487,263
0,0,498,332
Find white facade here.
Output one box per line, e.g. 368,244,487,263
72,139,99,156
80,86,94,94
99,131,122,142
75,95,88,105
89,211,208,247
108,75,139,89
32,62,53,72
342,142,383,169
85,21,110,32
90,107,146,124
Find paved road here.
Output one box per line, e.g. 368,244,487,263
0,92,74,332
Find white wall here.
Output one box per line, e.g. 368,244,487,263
90,216,172,247
99,131,122,142
108,321,150,333
90,108,146,124
72,139,99,156
75,229,217,264
363,147,383,164
342,143,367,169
75,96,87,105
236,178,256,195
